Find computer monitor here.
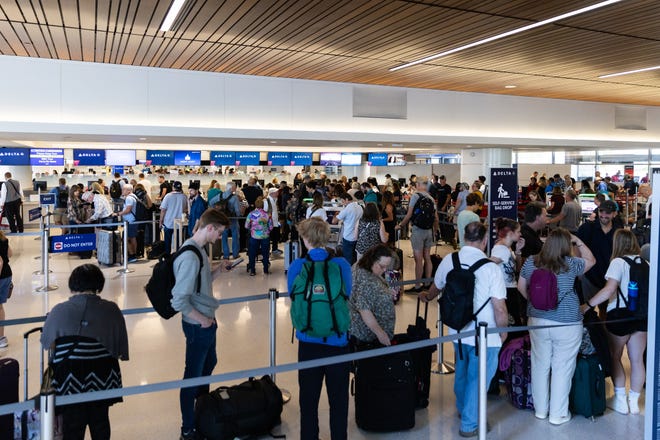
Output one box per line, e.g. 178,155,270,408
579,194,597,215
33,181,47,192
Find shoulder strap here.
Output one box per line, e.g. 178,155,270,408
469,258,492,273
451,251,461,269
175,245,204,293
620,256,637,267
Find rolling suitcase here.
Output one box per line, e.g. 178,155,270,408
393,298,436,409
135,228,145,259
502,335,534,410
283,240,299,273
96,230,122,266
0,357,19,439
352,348,416,432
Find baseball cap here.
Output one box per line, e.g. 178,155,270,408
599,200,617,213
173,181,183,191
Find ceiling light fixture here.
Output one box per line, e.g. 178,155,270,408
389,0,623,72
504,85,517,89
599,65,660,79
160,0,187,32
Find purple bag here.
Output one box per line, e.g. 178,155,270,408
505,336,534,410
528,268,558,311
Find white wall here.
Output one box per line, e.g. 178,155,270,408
2,55,660,148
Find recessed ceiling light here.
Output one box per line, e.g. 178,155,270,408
505,85,517,89
599,65,660,79
390,0,623,71
139,137,147,141
270,141,277,144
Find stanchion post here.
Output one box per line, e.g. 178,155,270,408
36,211,57,292
40,390,55,440
118,220,135,274
431,300,454,375
152,212,157,243
478,322,488,440
268,288,291,404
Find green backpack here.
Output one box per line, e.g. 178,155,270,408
290,255,349,338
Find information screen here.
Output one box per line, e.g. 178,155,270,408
320,152,341,166
290,152,312,166
267,152,291,166
146,150,174,166
210,151,236,166
30,148,64,166
341,153,362,166
105,149,136,166
74,149,105,166
174,151,201,166
368,153,388,166
235,152,260,166
0,148,29,165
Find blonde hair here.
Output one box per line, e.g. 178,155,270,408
611,229,640,260
297,217,330,248
534,228,571,273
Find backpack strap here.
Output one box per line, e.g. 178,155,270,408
175,245,204,294
302,255,315,334
323,255,342,337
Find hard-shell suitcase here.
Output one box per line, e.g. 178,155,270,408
353,348,416,432
96,230,122,266
0,357,19,439
570,354,606,418
393,299,436,409
13,327,48,440
283,240,299,273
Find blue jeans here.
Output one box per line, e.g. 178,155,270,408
248,237,270,272
163,226,173,255
341,239,356,266
180,321,218,432
453,343,499,432
221,219,240,259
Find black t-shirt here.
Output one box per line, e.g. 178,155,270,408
436,183,452,211
576,221,620,288
520,223,543,260
0,238,11,279
159,181,172,197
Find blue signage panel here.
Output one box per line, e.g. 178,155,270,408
489,167,518,248
174,151,201,166
74,149,106,166
290,152,312,166
29,207,42,222
30,148,64,166
210,151,236,166
235,152,259,166
50,234,96,253
0,148,29,165
146,150,174,166
40,194,56,206
368,153,388,166
267,152,291,166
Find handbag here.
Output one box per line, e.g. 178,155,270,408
7,282,13,299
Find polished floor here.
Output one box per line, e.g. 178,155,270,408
0,231,645,439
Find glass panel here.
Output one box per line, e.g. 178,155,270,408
565,150,595,164
554,151,565,164
516,151,552,164
597,149,648,164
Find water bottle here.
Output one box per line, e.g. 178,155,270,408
628,281,639,312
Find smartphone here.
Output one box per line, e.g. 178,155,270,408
227,257,244,270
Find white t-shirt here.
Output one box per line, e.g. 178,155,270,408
264,196,280,227
491,244,517,288
306,206,327,221
604,255,641,313
160,192,188,229
336,202,363,241
138,179,152,196
434,246,507,348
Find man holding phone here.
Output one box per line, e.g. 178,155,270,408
170,208,231,440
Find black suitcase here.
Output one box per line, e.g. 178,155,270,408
135,228,145,259
0,357,19,440
148,240,166,259
394,299,436,409
353,348,416,432
195,375,283,440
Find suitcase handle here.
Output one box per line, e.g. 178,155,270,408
23,327,44,401
415,297,428,321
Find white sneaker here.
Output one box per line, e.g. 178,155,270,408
609,394,629,415
548,413,572,426
0,336,7,348
628,396,640,415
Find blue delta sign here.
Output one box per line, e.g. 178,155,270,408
50,234,96,253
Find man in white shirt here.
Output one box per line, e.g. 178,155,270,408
332,192,363,265
265,187,282,255
0,172,24,233
159,181,189,255
420,221,507,437
138,173,152,196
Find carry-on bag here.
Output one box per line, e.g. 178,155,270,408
147,240,166,260
283,240,300,273
352,347,416,432
195,375,283,440
96,229,122,266
569,354,606,419
393,298,436,409
501,334,534,410
0,357,19,440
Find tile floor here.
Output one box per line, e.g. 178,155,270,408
0,233,645,439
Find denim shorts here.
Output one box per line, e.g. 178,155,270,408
0,277,12,304
126,223,138,238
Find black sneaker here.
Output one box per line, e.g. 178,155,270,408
180,429,196,440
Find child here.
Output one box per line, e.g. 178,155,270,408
245,196,273,275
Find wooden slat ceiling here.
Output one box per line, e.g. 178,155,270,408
1,0,659,106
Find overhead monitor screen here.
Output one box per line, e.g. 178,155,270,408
105,149,136,166
290,152,312,166
368,153,388,166
210,151,236,166
235,152,260,166
267,152,291,166
30,148,64,166
73,149,106,166
0,148,29,165
319,152,341,166
174,151,201,166
579,194,597,215
341,153,362,166
387,153,406,166
146,150,174,166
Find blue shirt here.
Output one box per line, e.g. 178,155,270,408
287,247,353,346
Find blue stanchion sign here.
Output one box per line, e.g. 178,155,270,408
50,234,96,253
489,168,518,247
39,194,55,206
28,207,42,222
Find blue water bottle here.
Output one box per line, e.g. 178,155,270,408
628,281,639,312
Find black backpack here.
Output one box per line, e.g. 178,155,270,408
621,256,650,319
439,252,493,331
130,194,152,221
144,245,204,319
57,187,69,208
412,195,435,229
109,180,122,199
